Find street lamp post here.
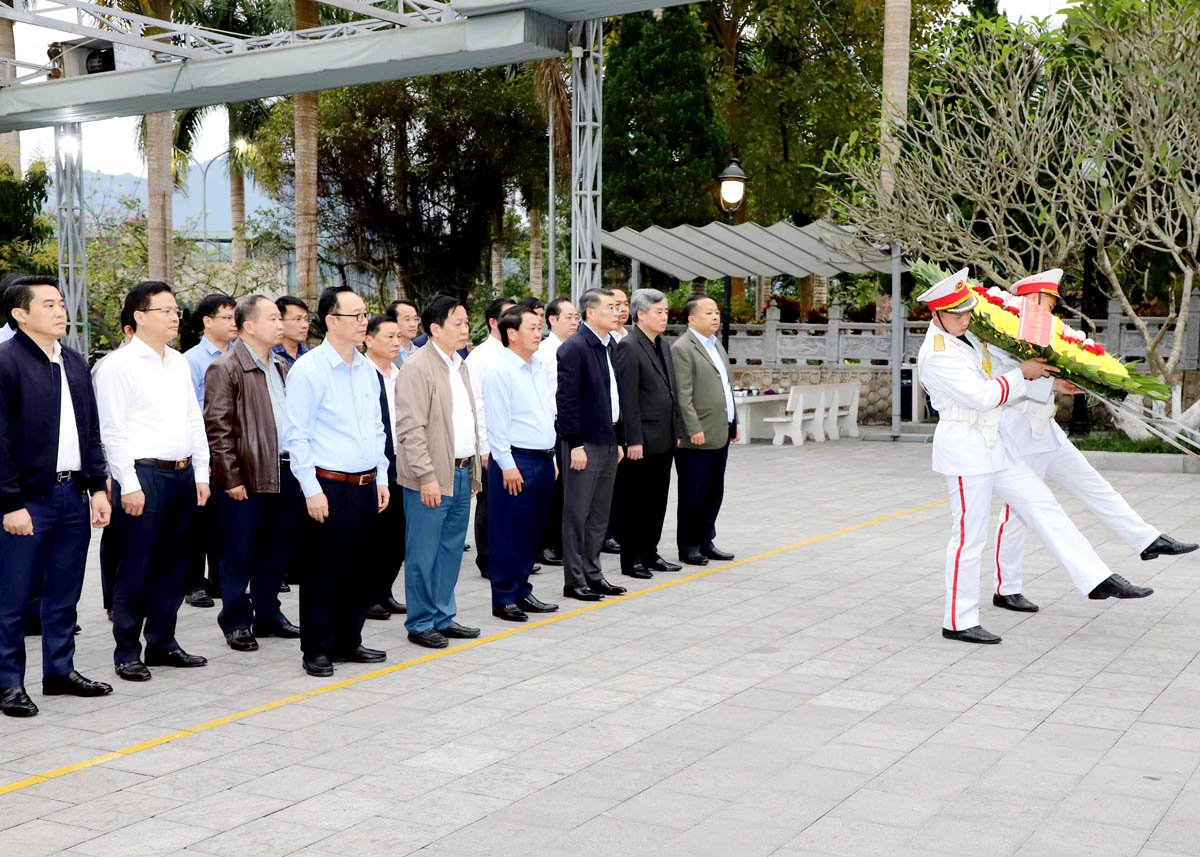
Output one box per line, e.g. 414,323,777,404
717,158,748,351
191,138,249,264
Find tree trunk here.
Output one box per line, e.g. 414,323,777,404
230,163,247,267
529,207,544,298
490,211,504,296
877,0,911,322
146,110,174,281
294,0,319,303
0,13,19,174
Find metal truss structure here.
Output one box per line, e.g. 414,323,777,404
0,0,693,345
570,18,603,303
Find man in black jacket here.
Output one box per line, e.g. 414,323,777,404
613,289,683,580
555,288,628,602
0,276,113,717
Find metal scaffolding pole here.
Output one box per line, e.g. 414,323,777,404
570,18,602,303
54,123,89,355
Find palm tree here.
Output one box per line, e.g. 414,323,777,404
878,0,911,322
529,58,571,299
294,0,319,304
0,2,20,173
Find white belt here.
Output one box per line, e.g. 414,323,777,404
941,406,1002,447
1014,399,1058,438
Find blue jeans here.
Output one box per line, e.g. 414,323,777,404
0,480,91,685
403,467,471,634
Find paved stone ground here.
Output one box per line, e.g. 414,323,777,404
2,440,1200,857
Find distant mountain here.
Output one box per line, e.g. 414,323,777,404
78,169,283,232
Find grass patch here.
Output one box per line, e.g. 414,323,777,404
1069,430,1183,454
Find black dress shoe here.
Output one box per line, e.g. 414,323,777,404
942,625,1002,644
701,545,735,561
621,563,653,580
185,589,215,608
589,578,627,597
43,671,113,697
530,564,542,574
516,595,558,613
384,597,407,615
74,624,81,635
225,629,259,652
303,654,333,677
1,687,37,717
563,585,604,601
492,604,529,622
279,582,292,593
649,556,682,572
366,604,391,621
479,570,490,580
408,629,448,649
115,661,152,682
1089,574,1154,599
106,609,113,622
680,550,709,566
992,593,1039,613
539,548,564,566
438,621,480,639
602,538,622,554
255,618,302,638
144,649,207,668
335,645,386,663
1141,534,1199,560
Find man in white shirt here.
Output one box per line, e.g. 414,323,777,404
364,314,407,621
535,298,578,567
610,288,630,343
96,281,212,681
464,296,515,581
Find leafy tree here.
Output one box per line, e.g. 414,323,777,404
603,8,727,231
0,161,54,275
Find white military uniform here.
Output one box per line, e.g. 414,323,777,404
918,325,1112,631
989,345,1158,596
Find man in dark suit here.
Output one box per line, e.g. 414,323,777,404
672,296,740,566
0,276,113,717
555,288,628,602
613,288,683,580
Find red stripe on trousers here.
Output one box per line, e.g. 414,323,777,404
951,477,967,631
995,504,1010,593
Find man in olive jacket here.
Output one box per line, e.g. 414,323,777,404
671,296,740,566
203,295,301,653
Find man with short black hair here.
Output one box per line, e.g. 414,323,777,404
183,293,237,609
387,299,421,366
0,276,113,717
465,296,517,580
204,295,302,653
535,298,578,567
96,280,211,681
364,313,407,621
556,288,627,602
273,296,311,366
284,286,389,677
395,295,482,649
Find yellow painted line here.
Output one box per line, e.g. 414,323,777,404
0,497,947,797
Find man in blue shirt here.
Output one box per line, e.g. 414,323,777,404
0,276,113,717
182,293,237,609
284,286,389,678
387,299,421,366
483,306,560,622
273,296,311,366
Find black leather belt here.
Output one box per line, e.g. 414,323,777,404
135,457,191,471
55,470,79,483
511,447,555,459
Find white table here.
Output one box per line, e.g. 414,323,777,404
732,392,789,444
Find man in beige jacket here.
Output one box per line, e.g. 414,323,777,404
395,294,483,649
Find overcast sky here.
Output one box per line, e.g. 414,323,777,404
15,0,1071,178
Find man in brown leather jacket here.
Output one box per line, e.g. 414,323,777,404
203,295,302,652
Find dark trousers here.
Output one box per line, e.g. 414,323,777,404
215,464,301,634
540,449,564,554
561,440,617,589
675,443,730,553
111,465,196,665
0,480,91,686
403,467,471,633
372,482,406,605
99,482,121,612
614,450,673,568
186,501,222,595
488,451,554,607
473,464,489,574
300,476,378,657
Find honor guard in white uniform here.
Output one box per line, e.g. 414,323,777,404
917,268,1153,644
988,269,1195,613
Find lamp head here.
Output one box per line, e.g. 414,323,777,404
717,159,748,213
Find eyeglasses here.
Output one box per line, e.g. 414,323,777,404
331,312,371,323
141,307,183,318
284,316,310,324
214,314,235,322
